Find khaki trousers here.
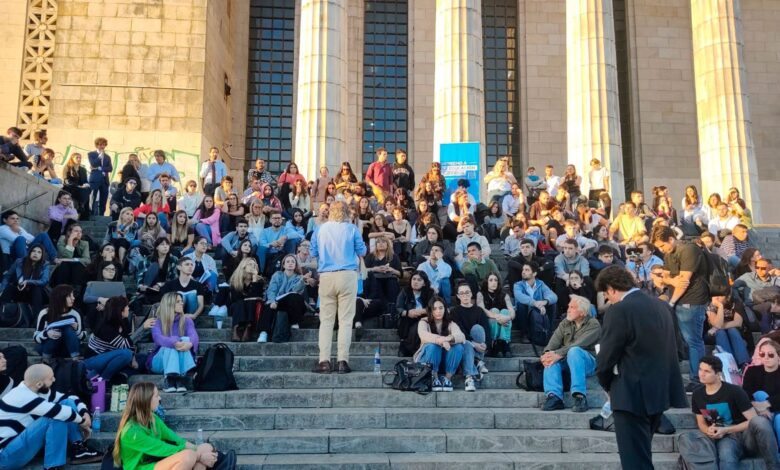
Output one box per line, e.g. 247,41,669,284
318,270,358,362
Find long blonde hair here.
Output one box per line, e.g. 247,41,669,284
229,257,259,292
158,292,185,337
170,210,189,243
113,382,158,466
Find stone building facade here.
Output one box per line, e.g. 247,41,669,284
1,0,778,222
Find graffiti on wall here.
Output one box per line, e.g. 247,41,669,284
53,145,202,189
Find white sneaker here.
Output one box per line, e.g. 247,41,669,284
257,332,268,343
219,305,228,317
477,360,489,374
291,324,300,329
465,376,477,392
208,305,221,317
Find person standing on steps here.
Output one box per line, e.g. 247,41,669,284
310,201,367,374
595,265,687,470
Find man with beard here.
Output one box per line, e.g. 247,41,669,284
0,364,101,468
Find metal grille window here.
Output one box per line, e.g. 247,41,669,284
246,0,295,175
482,0,520,171
362,0,408,172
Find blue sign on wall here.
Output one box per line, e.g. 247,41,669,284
439,142,481,205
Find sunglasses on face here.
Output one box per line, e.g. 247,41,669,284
760,352,776,359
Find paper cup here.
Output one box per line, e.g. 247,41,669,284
216,320,223,329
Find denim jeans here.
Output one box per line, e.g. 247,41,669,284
437,279,452,306
488,309,512,342
10,232,57,262
714,417,780,470
84,348,133,382
675,304,706,382
462,324,486,377
151,347,196,375
417,343,464,376
37,327,82,359
542,346,596,399
194,223,213,244
0,398,82,469
257,239,298,272
714,328,751,367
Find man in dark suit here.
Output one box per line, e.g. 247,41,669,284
87,137,113,216
595,265,687,470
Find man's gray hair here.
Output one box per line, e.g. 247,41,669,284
569,294,592,316
328,201,350,223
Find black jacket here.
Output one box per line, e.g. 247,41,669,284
111,187,142,211
596,290,687,415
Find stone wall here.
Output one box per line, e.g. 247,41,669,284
407,0,436,179
0,0,26,128
0,163,60,234
46,0,208,186
742,0,780,223
629,0,699,202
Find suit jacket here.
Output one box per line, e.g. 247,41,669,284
596,290,687,416
87,151,113,184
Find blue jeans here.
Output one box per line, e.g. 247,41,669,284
714,417,780,469
542,346,596,399
194,223,213,244
0,398,82,468
151,347,196,376
37,327,82,359
11,232,57,262
675,304,706,383
714,328,751,367
462,324,486,377
84,349,133,382
417,343,464,376
437,279,452,306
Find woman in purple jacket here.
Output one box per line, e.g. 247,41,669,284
150,292,199,393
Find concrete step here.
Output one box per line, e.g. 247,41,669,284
85,428,679,455
96,407,697,433
233,355,529,373
153,388,608,410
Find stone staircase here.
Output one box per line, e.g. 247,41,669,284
13,217,780,468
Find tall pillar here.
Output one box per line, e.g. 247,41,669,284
566,0,625,206
294,0,349,180
691,0,761,222
432,0,487,190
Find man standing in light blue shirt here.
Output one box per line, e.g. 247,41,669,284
310,201,367,374
147,150,181,191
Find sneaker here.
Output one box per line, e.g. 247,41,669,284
477,360,489,374
571,393,589,413
441,377,454,392
685,382,703,393
208,305,221,317
291,323,300,329
542,394,565,411
162,375,177,393
70,441,102,464
465,376,477,392
175,376,187,393
432,376,443,392
257,331,268,343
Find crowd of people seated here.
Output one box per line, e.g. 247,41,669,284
3,130,780,468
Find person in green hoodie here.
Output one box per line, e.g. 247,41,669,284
113,382,218,470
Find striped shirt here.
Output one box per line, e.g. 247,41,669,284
0,383,87,448
33,309,86,344
88,320,133,355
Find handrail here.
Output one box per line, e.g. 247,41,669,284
4,191,54,225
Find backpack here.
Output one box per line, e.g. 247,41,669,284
0,303,32,328
193,343,238,392
100,444,121,470
53,359,93,402
677,430,718,469
2,345,28,385
526,307,552,348
383,360,432,394
701,248,730,296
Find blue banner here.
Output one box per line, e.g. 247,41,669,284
439,142,481,205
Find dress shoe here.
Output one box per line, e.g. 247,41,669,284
312,360,332,374
336,361,351,374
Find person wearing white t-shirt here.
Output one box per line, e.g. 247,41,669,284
544,165,562,198
587,159,609,202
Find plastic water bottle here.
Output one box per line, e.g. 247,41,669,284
373,348,381,375
600,401,612,419
154,404,166,420
196,428,204,445
91,407,101,433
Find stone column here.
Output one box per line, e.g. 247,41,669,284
690,0,761,222
294,0,349,180
566,0,625,206
432,0,487,190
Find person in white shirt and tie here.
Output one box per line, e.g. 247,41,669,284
199,147,228,197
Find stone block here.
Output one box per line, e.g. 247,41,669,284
274,408,386,430
561,432,675,453
209,430,328,455
445,429,561,453
389,453,514,470
437,390,539,408
331,389,435,408
262,454,389,470
224,389,332,409
386,409,494,429
328,429,446,454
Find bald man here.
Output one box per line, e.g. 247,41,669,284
0,364,101,469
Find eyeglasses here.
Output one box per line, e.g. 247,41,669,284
760,352,776,359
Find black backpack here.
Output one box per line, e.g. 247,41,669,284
0,303,33,328
193,343,238,392
526,306,553,348
2,345,28,385
384,360,432,394
53,359,93,402
701,248,731,296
